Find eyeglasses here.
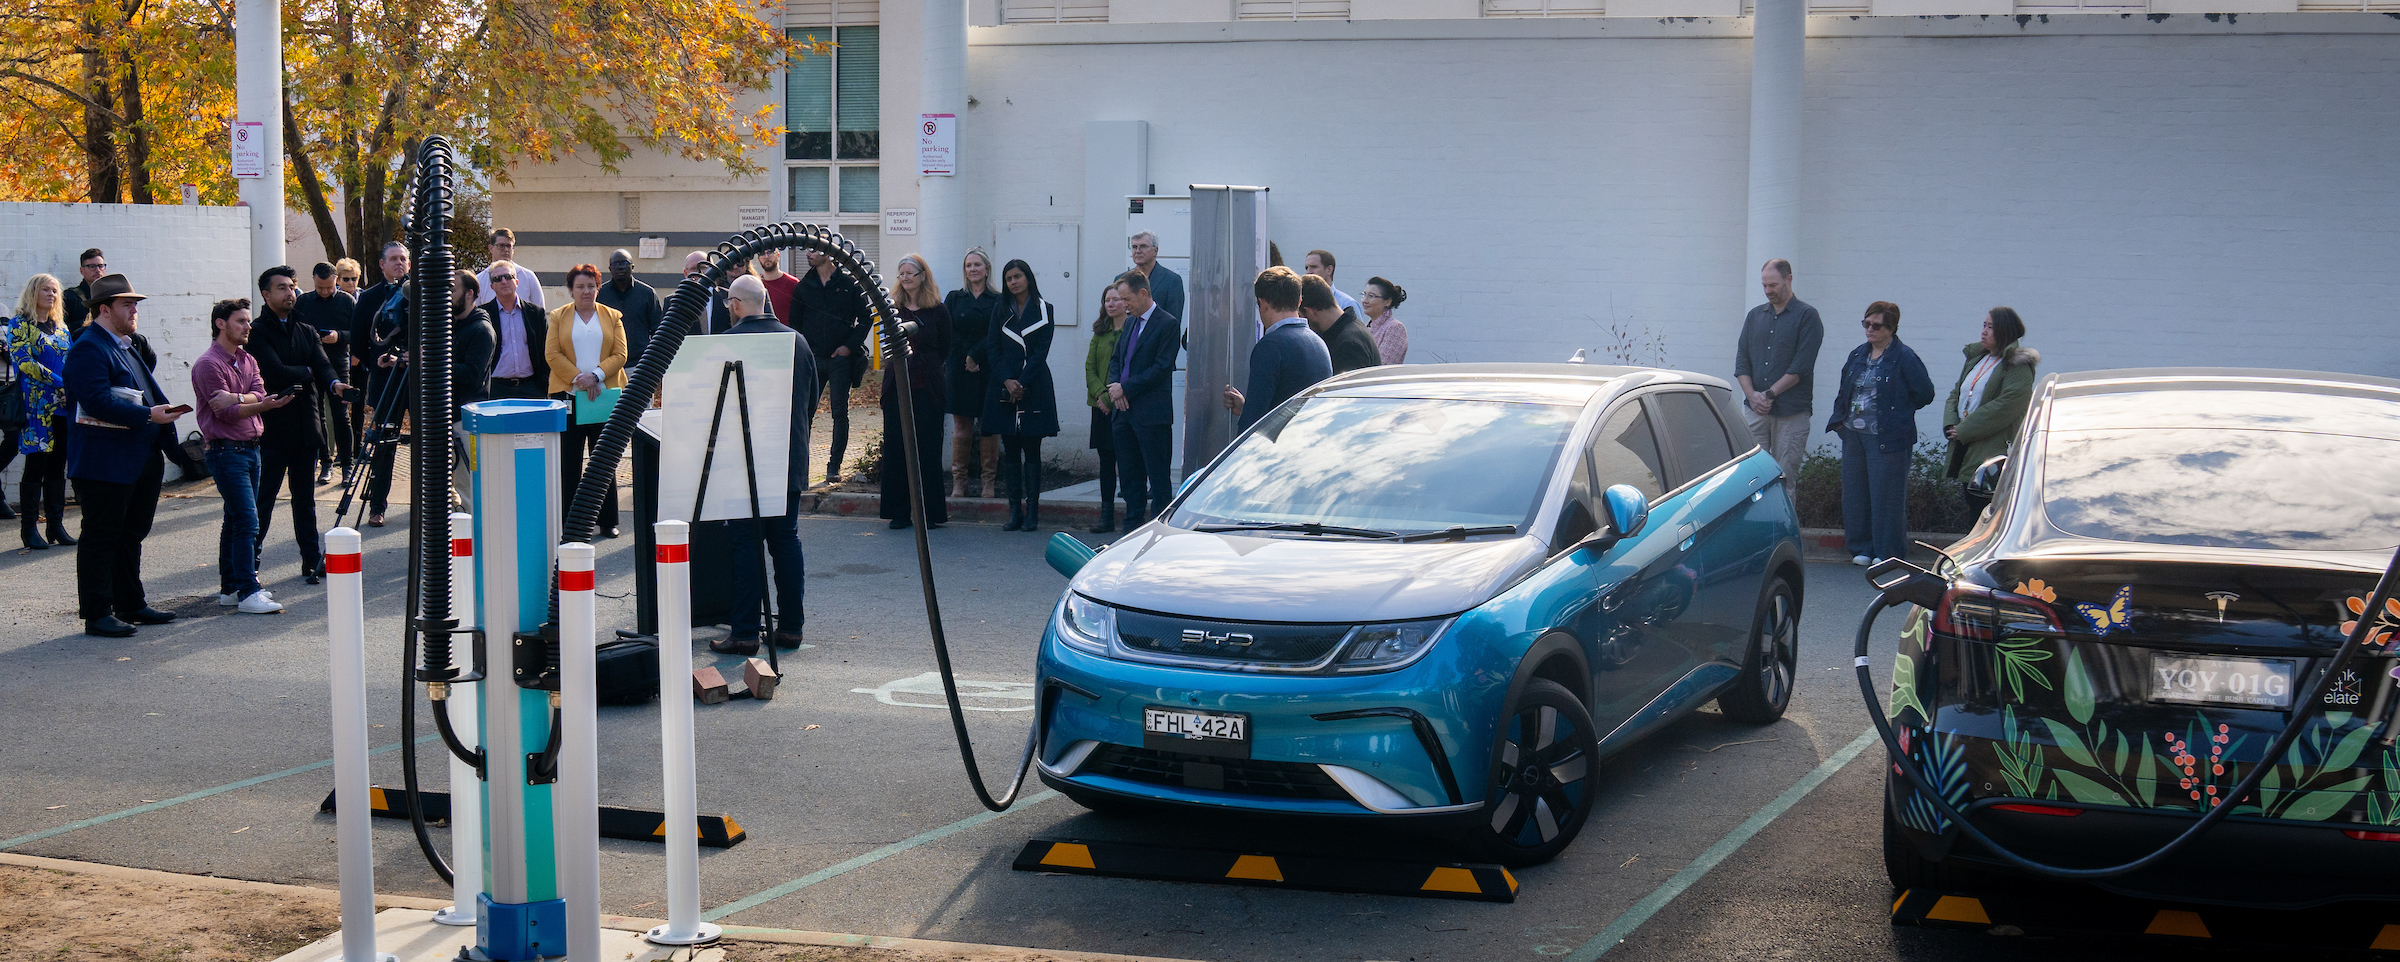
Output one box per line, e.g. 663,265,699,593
82,262,106,270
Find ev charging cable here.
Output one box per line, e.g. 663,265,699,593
1856,544,2400,880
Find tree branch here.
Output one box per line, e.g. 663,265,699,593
0,67,127,121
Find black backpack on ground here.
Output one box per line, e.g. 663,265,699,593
595,638,660,705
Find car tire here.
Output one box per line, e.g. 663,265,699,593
1467,678,1597,867
1717,577,1797,724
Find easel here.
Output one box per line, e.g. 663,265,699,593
690,359,781,675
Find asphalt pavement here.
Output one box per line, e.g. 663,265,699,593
0,489,2337,960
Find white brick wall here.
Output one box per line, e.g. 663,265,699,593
0,203,253,486
963,16,2400,453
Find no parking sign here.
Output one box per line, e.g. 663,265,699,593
917,113,955,176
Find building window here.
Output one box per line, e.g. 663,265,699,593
1003,0,1110,20
1236,0,1350,16
786,25,878,162
1483,0,1602,13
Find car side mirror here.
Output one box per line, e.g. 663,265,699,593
1579,484,1651,551
1963,455,2008,501
1046,532,1096,578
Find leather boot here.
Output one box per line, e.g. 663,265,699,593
948,428,971,499
21,510,45,550
1002,499,1025,531
46,520,74,547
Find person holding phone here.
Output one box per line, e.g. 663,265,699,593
61,274,187,638
193,298,294,614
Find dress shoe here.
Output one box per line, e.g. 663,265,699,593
119,606,177,625
85,616,137,638
888,517,911,530
601,525,621,539
368,514,385,528
709,633,761,656
771,630,805,650
302,567,322,585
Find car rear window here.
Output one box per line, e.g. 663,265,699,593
1173,396,1580,534
2041,427,2400,551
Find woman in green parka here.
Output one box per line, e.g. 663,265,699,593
1943,306,2039,516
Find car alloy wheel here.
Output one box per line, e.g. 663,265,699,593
1473,678,1596,866
1719,578,1798,723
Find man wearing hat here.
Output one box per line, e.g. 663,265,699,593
62,274,187,638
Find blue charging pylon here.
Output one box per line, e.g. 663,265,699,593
461,398,570,960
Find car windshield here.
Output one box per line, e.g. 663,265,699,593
1172,396,1578,535
2041,427,2400,551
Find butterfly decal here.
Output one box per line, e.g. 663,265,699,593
2076,585,2133,637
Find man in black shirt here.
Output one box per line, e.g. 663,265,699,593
248,266,349,583
352,243,411,526
62,248,106,332
794,250,868,482
295,263,358,483
598,249,665,370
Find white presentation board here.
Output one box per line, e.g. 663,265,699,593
658,332,797,522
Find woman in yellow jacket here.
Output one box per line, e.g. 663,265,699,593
547,264,630,536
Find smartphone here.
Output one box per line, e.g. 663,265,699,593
164,404,194,416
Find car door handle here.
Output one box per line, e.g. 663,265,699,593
1677,522,1696,552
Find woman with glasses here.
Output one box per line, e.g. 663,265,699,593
1360,276,1408,365
1826,301,1934,567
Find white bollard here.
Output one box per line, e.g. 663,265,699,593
434,513,483,928
555,542,602,962
323,529,397,962
646,521,720,946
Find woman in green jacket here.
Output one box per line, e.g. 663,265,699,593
1081,284,1127,533
1943,306,2039,516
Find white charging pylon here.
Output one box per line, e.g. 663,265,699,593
434,512,482,928
323,528,397,962
646,520,720,947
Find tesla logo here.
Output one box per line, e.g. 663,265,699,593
2204,591,2239,623
1181,629,1254,648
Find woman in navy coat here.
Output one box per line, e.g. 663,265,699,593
1826,300,1936,566
974,259,1058,531
881,254,951,530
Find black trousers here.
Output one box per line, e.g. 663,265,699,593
999,435,1043,504
812,354,859,475
256,442,323,572
560,418,620,531
879,388,947,524
488,375,546,401
1112,420,1173,522
361,367,412,514
71,452,163,620
1095,444,1116,512
320,390,356,469
20,414,70,529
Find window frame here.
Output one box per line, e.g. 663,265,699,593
783,23,879,224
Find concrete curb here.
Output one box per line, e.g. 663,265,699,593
4,852,1205,962
802,492,1966,563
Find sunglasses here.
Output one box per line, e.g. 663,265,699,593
1862,320,1888,331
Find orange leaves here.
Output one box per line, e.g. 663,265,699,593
2340,594,2398,648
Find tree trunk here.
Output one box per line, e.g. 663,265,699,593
81,42,120,203
121,58,151,204
284,96,347,264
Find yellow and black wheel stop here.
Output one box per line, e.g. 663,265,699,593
1012,837,1517,903
1893,887,2400,953
320,786,746,848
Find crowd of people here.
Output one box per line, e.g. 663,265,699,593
1732,258,2038,567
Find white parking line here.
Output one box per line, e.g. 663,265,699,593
1565,728,1878,961
850,672,1037,712
702,790,1061,922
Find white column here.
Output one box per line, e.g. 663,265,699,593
1745,0,1804,294
235,0,285,277
918,0,968,279
324,528,396,962
554,542,601,962
645,521,720,947
435,514,482,928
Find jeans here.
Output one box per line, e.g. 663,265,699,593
1112,420,1173,522
812,353,859,475
727,504,804,637
257,443,323,573
71,452,163,620
1840,429,1912,562
207,445,264,598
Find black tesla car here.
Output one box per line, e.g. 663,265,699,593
1882,368,2400,908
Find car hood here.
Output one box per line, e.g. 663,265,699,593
1071,524,1548,622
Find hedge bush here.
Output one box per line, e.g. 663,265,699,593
1790,441,1977,534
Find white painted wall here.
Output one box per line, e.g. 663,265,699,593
0,202,251,486
961,15,2400,458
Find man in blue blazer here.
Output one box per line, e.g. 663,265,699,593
63,275,188,638
1104,269,1181,526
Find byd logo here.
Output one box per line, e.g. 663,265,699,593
1181,629,1254,648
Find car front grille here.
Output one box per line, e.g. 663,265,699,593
1112,610,1350,670
1082,744,1352,802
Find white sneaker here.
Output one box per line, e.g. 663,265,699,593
1851,554,1872,566
237,590,285,614
217,592,239,606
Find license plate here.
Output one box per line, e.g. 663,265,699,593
1142,706,1250,759
2150,654,2297,709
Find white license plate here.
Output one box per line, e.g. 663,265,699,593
2150,654,2297,709
1145,707,1248,742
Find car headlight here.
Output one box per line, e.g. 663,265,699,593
1054,593,1115,655
1332,618,1450,673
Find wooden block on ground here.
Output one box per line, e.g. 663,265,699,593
693,666,729,704
744,658,780,701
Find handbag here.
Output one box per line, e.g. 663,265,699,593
0,363,22,430
594,638,660,705
180,431,211,479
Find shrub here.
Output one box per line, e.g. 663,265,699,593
1791,441,1977,534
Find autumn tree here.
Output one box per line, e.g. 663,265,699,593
1,0,811,262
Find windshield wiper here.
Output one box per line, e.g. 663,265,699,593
1193,521,1402,539
1395,524,1520,543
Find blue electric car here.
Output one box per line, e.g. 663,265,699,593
1035,363,1806,865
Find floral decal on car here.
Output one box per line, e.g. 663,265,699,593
2339,594,2399,648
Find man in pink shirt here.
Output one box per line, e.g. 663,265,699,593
192,298,295,614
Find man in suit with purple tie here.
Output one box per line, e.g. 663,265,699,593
1104,270,1181,527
